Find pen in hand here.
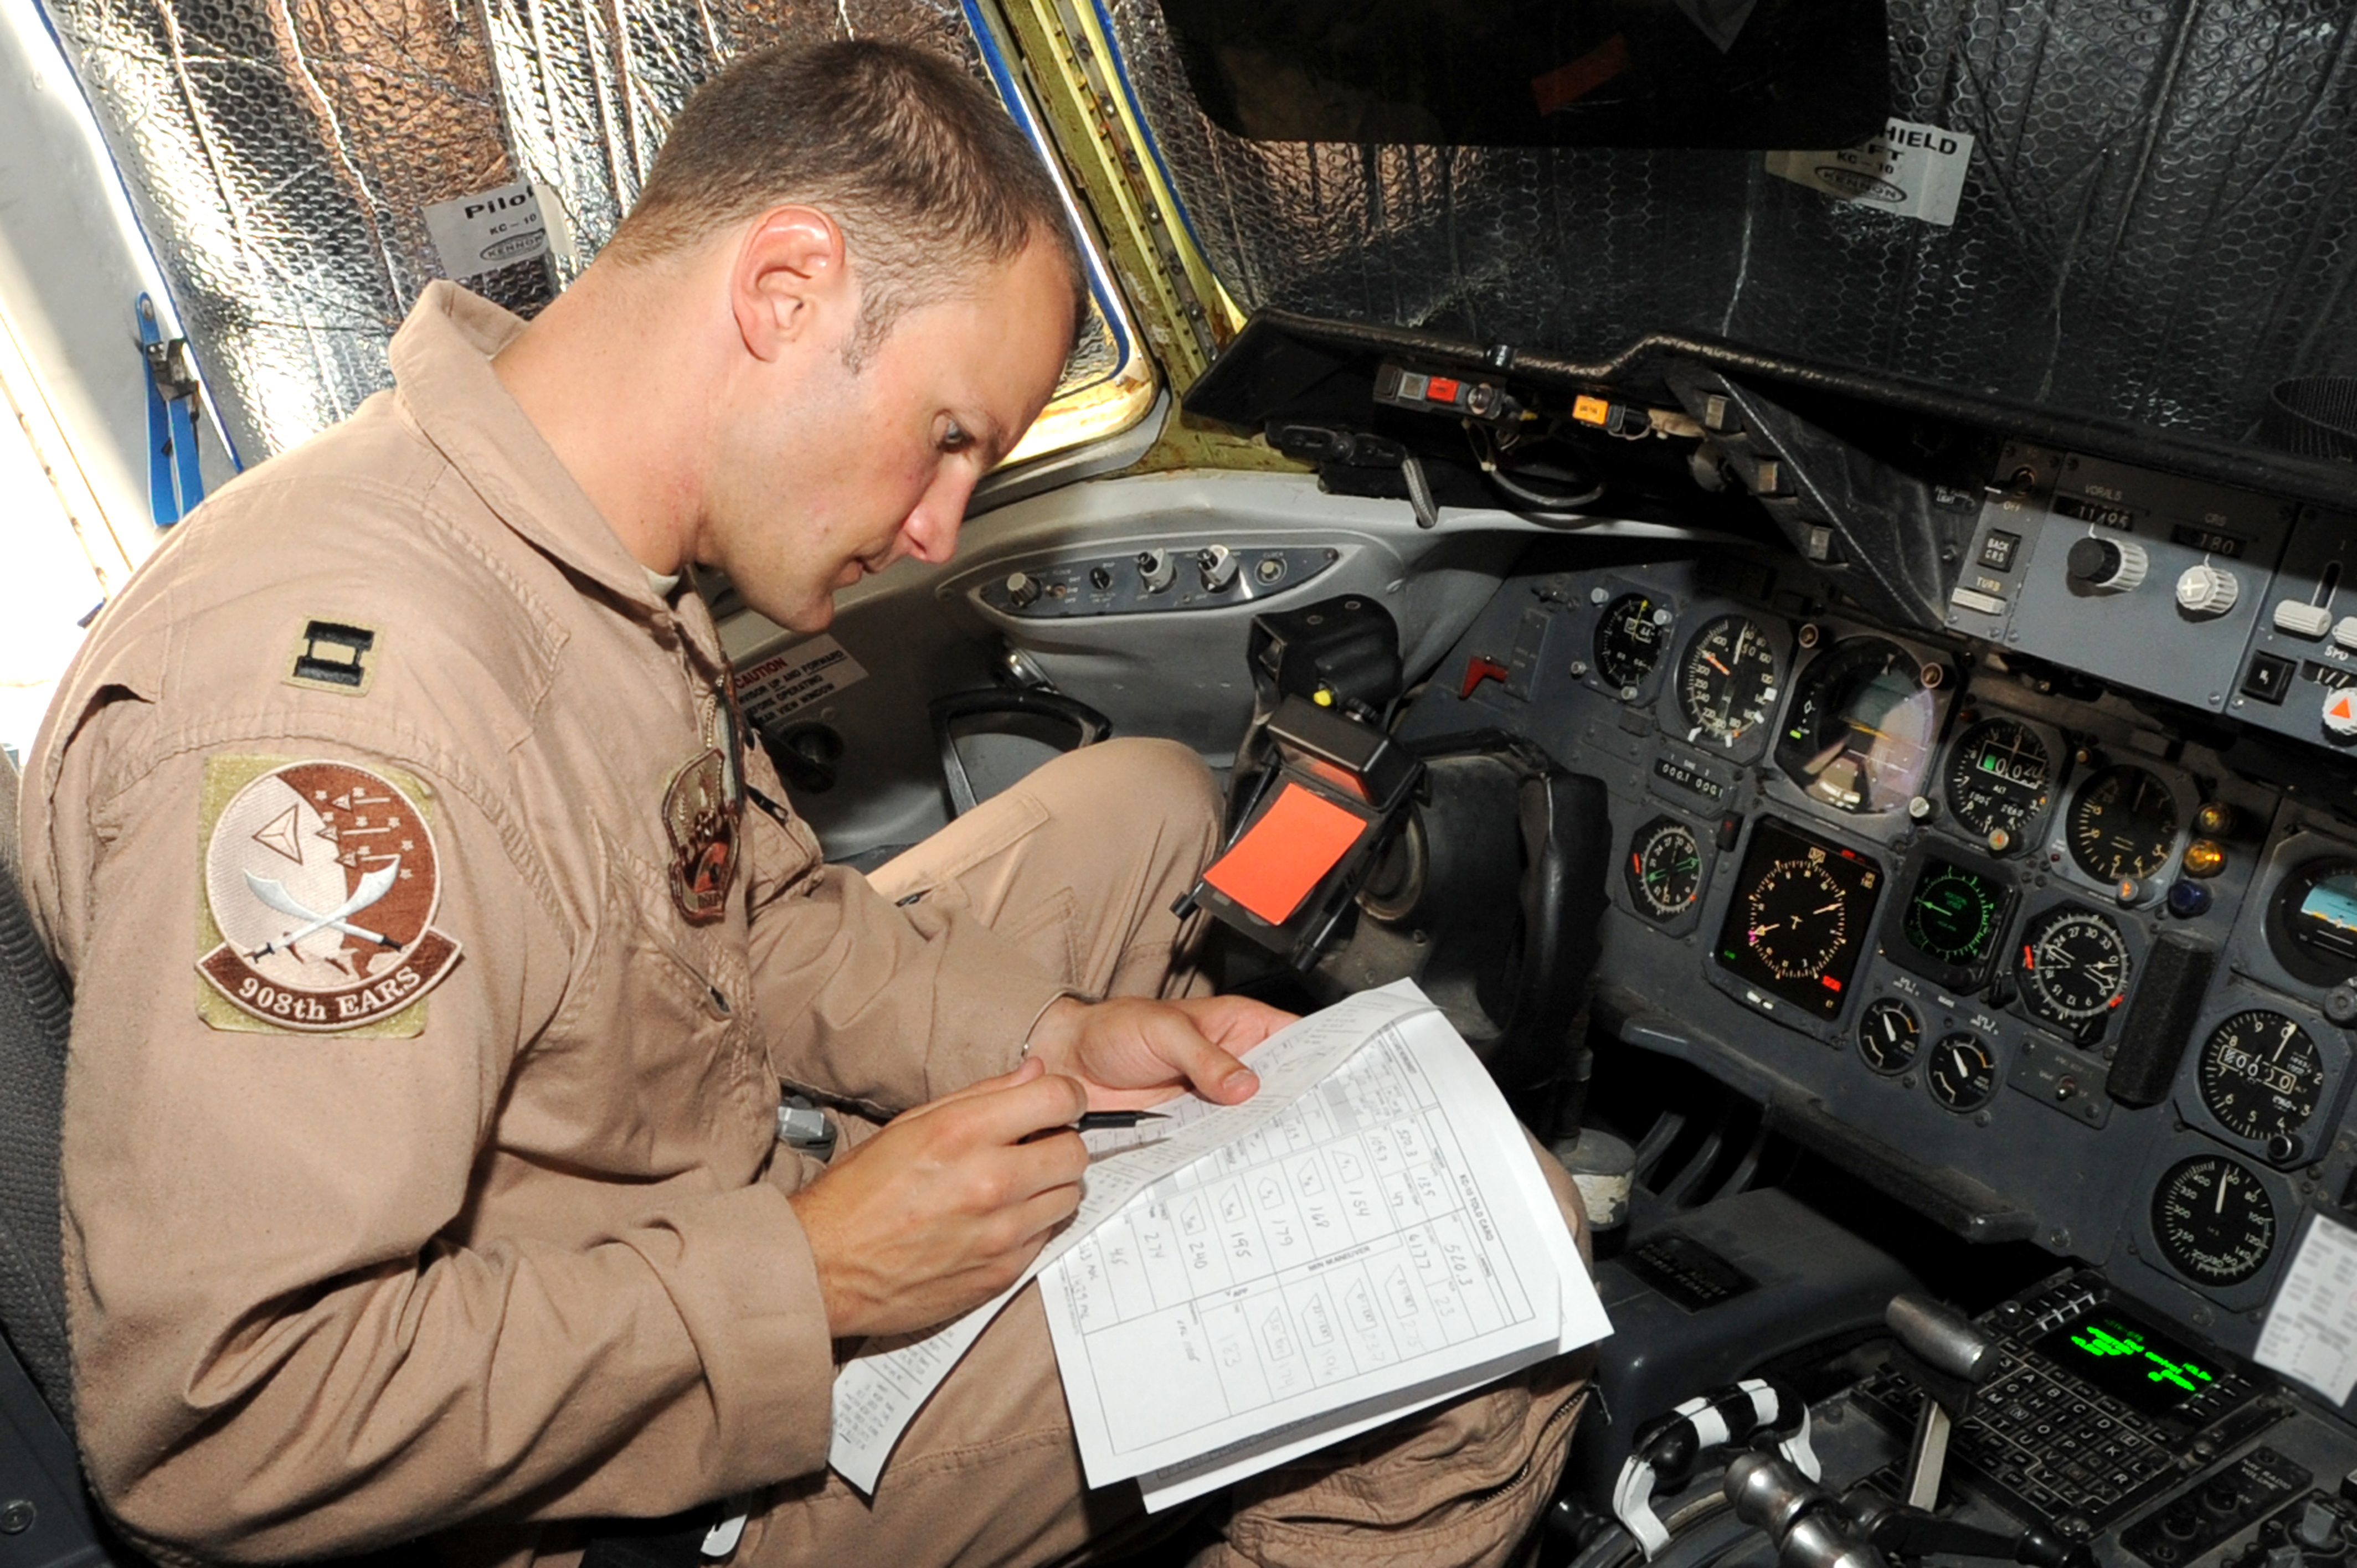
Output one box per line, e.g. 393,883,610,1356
1020,1110,1169,1143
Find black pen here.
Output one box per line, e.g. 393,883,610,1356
1075,1111,1168,1131
1022,1110,1169,1143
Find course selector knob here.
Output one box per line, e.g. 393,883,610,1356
2176,561,2241,616
1003,571,1041,610
2066,535,2149,591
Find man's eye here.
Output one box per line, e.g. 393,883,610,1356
939,421,973,453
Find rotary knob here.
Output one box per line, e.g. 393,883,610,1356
1135,549,1176,594
2175,561,2240,616
2327,687,2357,742
1196,545,1240,593
2065,535,2149,591
1003,571,1041,610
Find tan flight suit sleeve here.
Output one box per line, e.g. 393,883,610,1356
739,743,1068,1113
46,720,835,1564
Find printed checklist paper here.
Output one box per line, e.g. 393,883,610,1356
825,981,1608,1505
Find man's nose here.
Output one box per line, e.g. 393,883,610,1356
899,470,976,566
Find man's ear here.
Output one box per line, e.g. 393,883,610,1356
730,206,851,364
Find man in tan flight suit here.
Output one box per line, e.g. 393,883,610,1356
22,37,1587,1568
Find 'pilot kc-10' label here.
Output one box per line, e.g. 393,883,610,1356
196,759,462,1034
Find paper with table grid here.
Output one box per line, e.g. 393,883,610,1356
824,981,1605,1502
1042,997,1603,1507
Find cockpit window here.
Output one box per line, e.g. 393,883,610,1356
1100,0,2357,453
39,0,1152,467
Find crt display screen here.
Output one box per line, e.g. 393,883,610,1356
1715,818,1883,1019
2035,1309,2225,1420
1898,858,2011,974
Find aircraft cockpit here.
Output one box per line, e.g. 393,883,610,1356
0,1,2352,1566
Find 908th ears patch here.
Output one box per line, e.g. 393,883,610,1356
195,757,462,1035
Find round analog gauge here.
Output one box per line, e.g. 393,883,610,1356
1677,616,1780,750
1857,998,1921,1074
1927,1033,1999,1111
2068,765,2180,884
1740,853,1851,982
1626,817,1703,921
1905,863,2006,969
1946,718,2054,847
2152,1155,2277,1287
2018,906,2133,1031
1595,594,1669,692
1774,639,1939,814
2266,856,2357,988
2199,1011,2325,1146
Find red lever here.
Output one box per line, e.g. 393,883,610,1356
1460,656,1510,699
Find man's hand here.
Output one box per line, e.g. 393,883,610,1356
1025,993,1295,1110
786,1059,1089,1338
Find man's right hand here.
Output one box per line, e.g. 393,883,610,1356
786,1058,1090,1338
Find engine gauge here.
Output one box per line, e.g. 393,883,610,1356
1677,616,1780,749
1945,718,2053,847
1626,817,1703,921
2018,905,2133,1035
1857,998,1921,1074
2152,1154,2276,1287
1774,638,1939,814
1927,1033,1999,1111
2068,764,2180,884
1714,818,1884,1019
1595,594,1669,692
2198,1010,2324,1146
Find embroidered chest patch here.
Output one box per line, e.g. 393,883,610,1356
197,759,463,1033
663,685,745,925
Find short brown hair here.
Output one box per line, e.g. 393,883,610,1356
610,39,1084,363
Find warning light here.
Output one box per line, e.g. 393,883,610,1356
1822,975,1843,992
2182,838,2227,878
1572,395,1612,427
1427,376,1463,404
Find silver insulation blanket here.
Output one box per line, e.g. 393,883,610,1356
1105,0,2357,445
42,0,1113,461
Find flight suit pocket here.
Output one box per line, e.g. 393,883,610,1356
528,829,766,1169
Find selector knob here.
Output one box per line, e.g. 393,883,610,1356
1135,549,1176,594
1197,545,1240,593
2327,687,2357,742
2176,562,2241,616
1003,571,1041,610
2066,535,2149,591
2296,1499,2342,1551
2336,616,2357,651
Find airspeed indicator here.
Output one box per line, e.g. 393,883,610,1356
2152,1155,2276,1287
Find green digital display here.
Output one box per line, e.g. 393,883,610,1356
2036,1311,2220,1418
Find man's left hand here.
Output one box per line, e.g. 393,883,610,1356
1025,994,1294,1110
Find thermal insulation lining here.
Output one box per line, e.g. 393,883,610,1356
1103,0,2357,450
38,0,1118,463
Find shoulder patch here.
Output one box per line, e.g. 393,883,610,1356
195,757,462,1034
284,619,381,695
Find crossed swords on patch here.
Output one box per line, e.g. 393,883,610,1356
243,861,402,958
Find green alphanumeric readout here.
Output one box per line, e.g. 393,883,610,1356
2069,1316,2217,1395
